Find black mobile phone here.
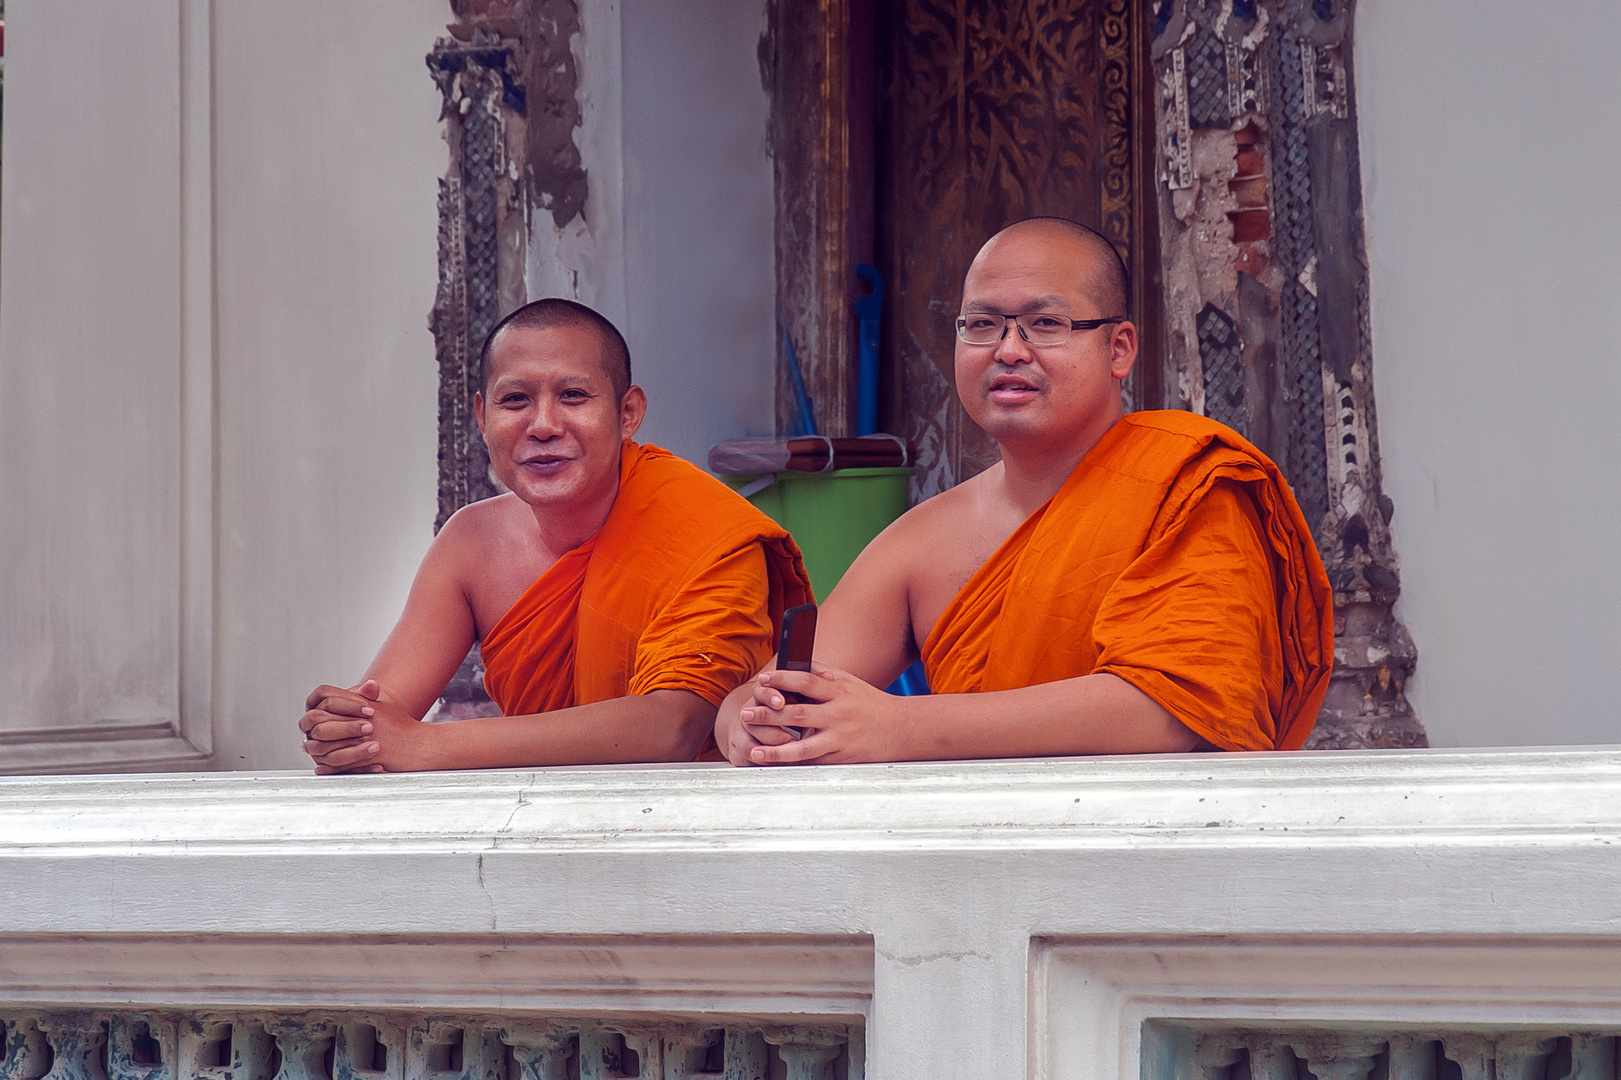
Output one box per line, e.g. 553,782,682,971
774,603,818,738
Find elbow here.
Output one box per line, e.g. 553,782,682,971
644,691,721,762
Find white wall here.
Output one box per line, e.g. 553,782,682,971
209,2,446,769
1357,2,1621,747
525,0,776,469
0,0,184,735
617,0,777,463
0,0,445,772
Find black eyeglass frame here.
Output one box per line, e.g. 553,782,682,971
954,312,1127,345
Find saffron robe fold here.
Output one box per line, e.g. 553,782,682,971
480,441,813,719
920,411,1332,751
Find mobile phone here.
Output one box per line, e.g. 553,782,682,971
773,603,818,739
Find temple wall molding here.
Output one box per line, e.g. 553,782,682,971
3,750,1620,1077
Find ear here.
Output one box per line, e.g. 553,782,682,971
1107,320,1139,382
619,385,648,440
474,391,487,438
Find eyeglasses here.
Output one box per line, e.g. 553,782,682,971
955,312,1125,346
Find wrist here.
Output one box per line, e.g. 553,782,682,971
884,691,923,761
392,715,443,772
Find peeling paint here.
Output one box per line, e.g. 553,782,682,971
1151,0,1423,749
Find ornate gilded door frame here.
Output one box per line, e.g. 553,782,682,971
762,0,872,439
767,0,1161,496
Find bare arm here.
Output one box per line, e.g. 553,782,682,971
299,511,485,770
307,512,765,773
735,480,1277,764
311,688,716,772
714,509,919,765
741,665,1197,764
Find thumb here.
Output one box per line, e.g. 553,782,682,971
348,678,382,701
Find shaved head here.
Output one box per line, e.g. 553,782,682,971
974,217,1129,318
480,298,632,400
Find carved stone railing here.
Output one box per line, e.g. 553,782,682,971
1146,1024,1620,1079
3,748,1620,1079
0,1013,856,1080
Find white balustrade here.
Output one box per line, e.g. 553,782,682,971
3,748,1621,1078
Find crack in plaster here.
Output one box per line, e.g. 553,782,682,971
879,948,994,967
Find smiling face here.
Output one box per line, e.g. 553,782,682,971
474,322,647,515
954,225,1138,458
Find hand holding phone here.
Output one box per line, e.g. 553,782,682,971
773,603,817,740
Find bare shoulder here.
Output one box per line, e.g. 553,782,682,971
427,494,553,633
877,467,997,551
834,467,998,594
423,494,539,586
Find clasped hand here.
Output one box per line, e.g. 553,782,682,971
730,662,907,765
301,680,425,774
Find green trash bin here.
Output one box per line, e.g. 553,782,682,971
728,467,913,602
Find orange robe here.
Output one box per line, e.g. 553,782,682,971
921,411,1332,751
481,441,813,725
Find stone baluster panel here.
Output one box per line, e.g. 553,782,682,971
498,1025,575,1080
1158,1026,1621,1080
38,1017,109,1080
2,1021,53,1080
0,1016,857,1080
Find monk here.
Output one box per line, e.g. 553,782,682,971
302,298,811,772
716,217,1332,764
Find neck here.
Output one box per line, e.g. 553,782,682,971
524,480,621,562
993,410,1124,514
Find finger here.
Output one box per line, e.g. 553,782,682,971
741,719,796,747
749,731,833,765
304,716,374,742
724,720,764,767
307,734,370,757
757,670,829,702
312,693,376,719
305,684,349,711
347,679,382,701
748,684,791,711
315,762,386,776
313,741,381,769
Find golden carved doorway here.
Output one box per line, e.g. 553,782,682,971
874,0,1162,497
765,0,1161,498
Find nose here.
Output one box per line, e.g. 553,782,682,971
991,319,1035,365
525,398,565,440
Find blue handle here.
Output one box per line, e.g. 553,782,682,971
778,314,818,437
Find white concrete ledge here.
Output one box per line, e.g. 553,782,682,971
3,748,1620,1079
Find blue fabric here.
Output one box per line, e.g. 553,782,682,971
886,660,931,696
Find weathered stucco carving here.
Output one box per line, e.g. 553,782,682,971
427,0,589,720
1150,0,1424,748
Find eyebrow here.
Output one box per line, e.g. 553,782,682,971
491,371,598,391
962,294,1070,313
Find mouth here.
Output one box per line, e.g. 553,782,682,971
517,454,573,474
986,373,1041,402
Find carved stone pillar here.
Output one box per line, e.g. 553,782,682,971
427,27,529,533
1149,0,1426,748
